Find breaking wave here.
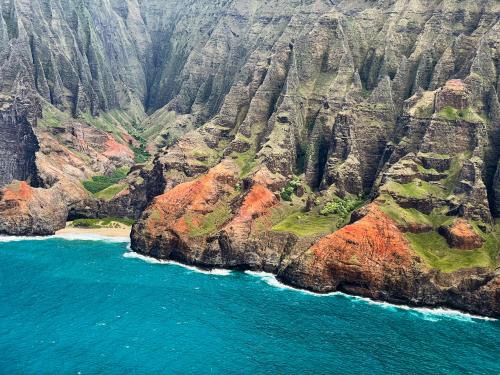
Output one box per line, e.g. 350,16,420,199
244,271,496,322
0,234,130,243
123,251,231,276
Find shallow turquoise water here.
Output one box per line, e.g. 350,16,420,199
0,237,498,374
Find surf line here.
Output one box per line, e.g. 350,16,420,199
244,271,496,322
121,252,496,322
0,234,130,243
123,251,231,276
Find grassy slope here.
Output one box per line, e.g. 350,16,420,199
436,106,485,123
405,226,499,272
384,179,444,199
379,196,499,273
185,203,233,237
83,167,130,195
94,183,128,200
272,210,339,237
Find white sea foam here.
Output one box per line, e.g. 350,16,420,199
0,235,54,242
123,251,170,264
243,271,496,322
54,233,130,243
0,234,130,243
244,271,341,296
122,251,232,276
343,294,496,322
2,234,493,321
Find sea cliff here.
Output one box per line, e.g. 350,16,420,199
0,0,498,317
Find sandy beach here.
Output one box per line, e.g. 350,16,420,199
56,223,131,238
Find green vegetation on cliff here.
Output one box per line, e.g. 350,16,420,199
71,217,134,228
271,193,365,238
405,225,499,273
185,201,233,238
379,195,445,228
272,210,338,237
83,167,130,195
133,145,150,164
39,103,68,128
280,177,302,201
436,106,484,123
81,110,144,144
94,183,128,201
234,149,257,177
379,196,499,272
384,179,444,199
320,197,364,217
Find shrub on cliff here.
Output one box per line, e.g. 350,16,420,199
280,177,302,201
133,145,150,164
72,217,134,228
320,197,364,218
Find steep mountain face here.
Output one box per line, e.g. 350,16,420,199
0,94,39,187
0,0,499,316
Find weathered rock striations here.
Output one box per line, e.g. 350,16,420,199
0,95,40,188
0,0,499,316
0,181,68,235
128,0,499,317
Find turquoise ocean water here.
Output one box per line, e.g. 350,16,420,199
0,236,498,374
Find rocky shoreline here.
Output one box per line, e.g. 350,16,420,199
130,198,499,319
130,251,500,319
0,0,498,319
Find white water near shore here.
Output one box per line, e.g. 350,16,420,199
123,251,232,276
0,233,130,243
243,271,497,322
119,253,497,322
0,234,494,322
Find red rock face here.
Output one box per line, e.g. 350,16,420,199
224,184,279,236
131,161,240,258
131,164,295,271
280,203,416,294
2,181,33,203
312,204,411,268
251,166,287,191
439,219,485,250
0,181,68,235
102,137,135,161
153,160,238,218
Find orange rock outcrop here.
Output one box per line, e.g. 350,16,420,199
224,184,278,233
285,203,415,292
439,219,485,250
